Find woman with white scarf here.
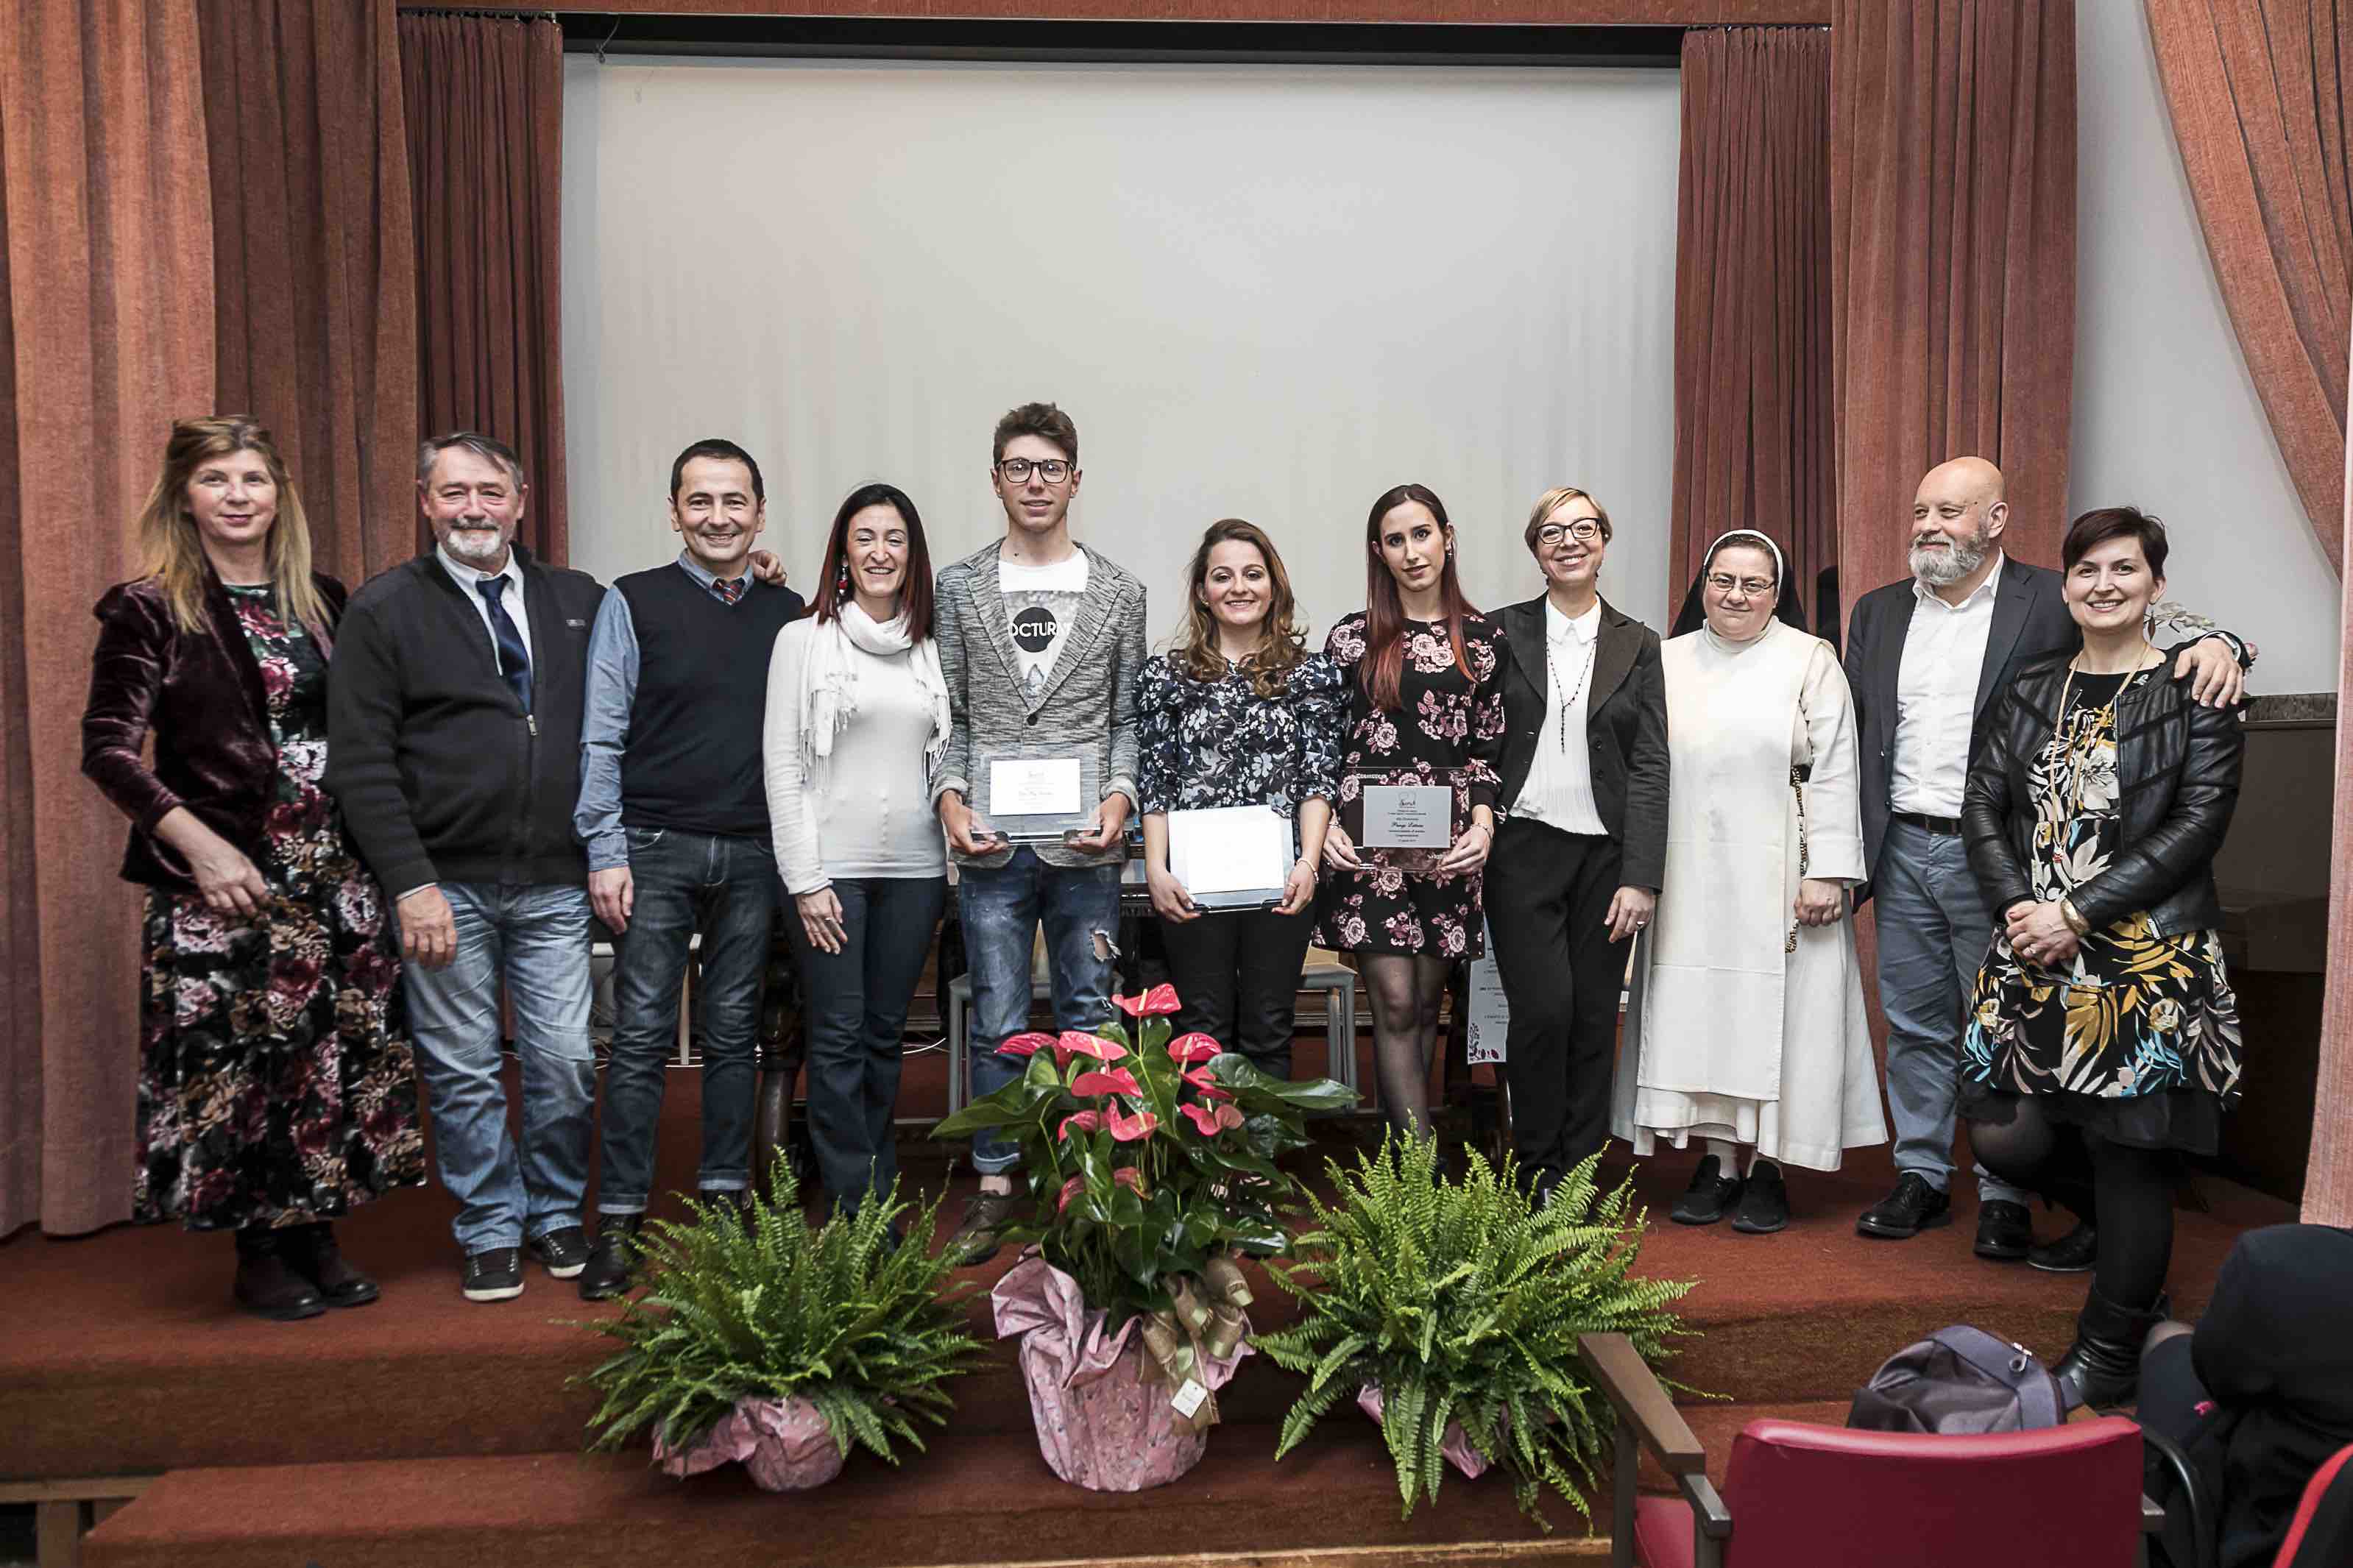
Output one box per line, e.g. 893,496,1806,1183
764,483,951,1224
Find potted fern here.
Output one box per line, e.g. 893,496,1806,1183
1258,1135,1695,1530
933,982,1356,1491
576,1152,983,1491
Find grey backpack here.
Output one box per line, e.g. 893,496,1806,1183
1847,1325,2066,1434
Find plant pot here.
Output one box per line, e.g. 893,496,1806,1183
1357,1383,1498,1480
992,1255,1250,1493
652,1394,845,1491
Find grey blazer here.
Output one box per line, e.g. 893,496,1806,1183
930,539,1147,869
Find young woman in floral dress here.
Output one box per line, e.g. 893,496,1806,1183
1314,484,1507,1141
82,417,422,1321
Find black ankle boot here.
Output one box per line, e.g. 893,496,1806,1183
284,1222,381,1308
2053,1284,2168,1410
578,1213,643,1302
233,1227,328,1322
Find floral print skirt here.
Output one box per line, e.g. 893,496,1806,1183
135,851,425,1231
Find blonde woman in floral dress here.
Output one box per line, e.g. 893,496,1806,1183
82,418,422,1321
1959,505,2244,1411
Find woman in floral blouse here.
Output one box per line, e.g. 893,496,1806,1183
1315,484,1507,1140
82,418,422,1322
1139,519,1345,1078
1959,505,2245,1410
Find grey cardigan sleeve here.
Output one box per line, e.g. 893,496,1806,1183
1103,576,1147,809
930,567,973,805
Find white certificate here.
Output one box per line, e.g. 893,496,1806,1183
1360,784,1453,850
1168,805,1290,897
988,757,1082,817
1464,919,1509,1065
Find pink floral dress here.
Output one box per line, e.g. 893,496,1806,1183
1312,611,1507,959
135,584,423,1230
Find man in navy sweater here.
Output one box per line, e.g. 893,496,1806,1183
574,439,807,1299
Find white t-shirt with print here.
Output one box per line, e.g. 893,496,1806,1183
999,552,1090,698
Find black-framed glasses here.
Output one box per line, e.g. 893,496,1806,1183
1536,519,1604,546
1705,572,1775,598
996,457,1072,485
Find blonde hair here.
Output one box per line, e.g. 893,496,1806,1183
1173,518,1308,698
1522,486,1616,552
135,416,327,636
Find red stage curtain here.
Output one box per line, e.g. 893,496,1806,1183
2310,330,2353,1229
0,0,216,1238
399,13,570,563
1671,26,1833,628
201,0,422,585
2145,0,2353,575
1830,0,2077,598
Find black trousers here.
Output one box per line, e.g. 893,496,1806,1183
1485,817,1627,1191
1157,904,1315,1078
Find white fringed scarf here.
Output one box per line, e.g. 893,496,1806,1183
802,599,950,792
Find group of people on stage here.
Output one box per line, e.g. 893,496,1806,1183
86,401,2253,1410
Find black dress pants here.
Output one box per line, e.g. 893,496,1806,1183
1485,817,1627,1191
1157,904,1315,1078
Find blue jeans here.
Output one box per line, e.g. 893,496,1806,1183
595,826,776,1215
959,848,1120,1174
400,881,598,1254
1872,818,2029,1205
785,875,947,1214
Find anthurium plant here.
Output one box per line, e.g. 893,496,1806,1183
933,982,1356,1328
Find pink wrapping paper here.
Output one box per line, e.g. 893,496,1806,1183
652,1394,846,1491
991,1255,1252,1492
1356,1383,1497,1480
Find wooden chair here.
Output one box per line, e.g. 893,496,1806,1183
1577,1332,2166,1568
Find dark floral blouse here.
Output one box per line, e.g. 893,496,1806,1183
1136,650,1348,817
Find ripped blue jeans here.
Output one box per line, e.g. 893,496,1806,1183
958,848,1120,1174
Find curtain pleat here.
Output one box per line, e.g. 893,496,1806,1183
2315,326,2353,1227
2145,0,2353,573
399,13,567,562
1672,26,1833,629
1830,0,2077,600
0,0,216,1238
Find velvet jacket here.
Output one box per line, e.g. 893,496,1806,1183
82,567,347,892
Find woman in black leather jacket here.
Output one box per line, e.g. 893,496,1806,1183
1957,505,2245,1411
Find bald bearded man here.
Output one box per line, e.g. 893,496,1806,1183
1843,458,2248,1259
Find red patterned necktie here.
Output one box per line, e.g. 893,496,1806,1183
712,576,746,606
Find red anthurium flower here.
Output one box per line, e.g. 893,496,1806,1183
1056,1174,1085,1213
1114,983,1181,1018
1179,1100,1245,1136
1106,1104,1159,1141
1059,1030,1129,1064
1071,1067,1142,1099
1058,1110,1103,1142
1113,1167,1145,1195
1166,1032,1221,1065
997,1031,1057,1059
1180,1065,1233,1100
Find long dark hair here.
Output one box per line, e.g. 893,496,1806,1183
815,482,935,637
1361,483,1477,712
1173,519,1308,698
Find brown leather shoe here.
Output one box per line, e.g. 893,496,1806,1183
233,1228,328,1322
947,1191,1020,1266
284,1221,381,1308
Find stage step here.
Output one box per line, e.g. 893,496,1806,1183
81,1405,1853,1568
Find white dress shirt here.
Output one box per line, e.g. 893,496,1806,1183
1890,553,2002,819
436,542,534,671
1514,597,1608,836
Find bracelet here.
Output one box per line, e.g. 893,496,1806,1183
2059,898,2090,937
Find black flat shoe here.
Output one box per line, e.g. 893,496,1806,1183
1972,1199,2034,1261
1671,1156,1744,1226
1855,1172,1952,1239
283,1222,380,1308
1729,1160,1788,1234
233,1229,328,1322
577,1214,642,1302
2029,1219,2098,1274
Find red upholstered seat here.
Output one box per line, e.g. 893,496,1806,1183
2272,1441,2353,1568
1630,1416,2148,1568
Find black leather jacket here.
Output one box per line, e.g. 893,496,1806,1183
1962,652,2244,937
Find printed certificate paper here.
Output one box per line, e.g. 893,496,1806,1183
988,757,1083,819
1359,784,1453,850
1168,805,1290,902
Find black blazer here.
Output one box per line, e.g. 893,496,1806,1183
1843,556,2078,888
1493,595,1669,893
1961,653,2243,937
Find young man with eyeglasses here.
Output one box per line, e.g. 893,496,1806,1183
932,402,1146,1263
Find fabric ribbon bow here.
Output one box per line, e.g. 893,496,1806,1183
1136,1257,1254,1436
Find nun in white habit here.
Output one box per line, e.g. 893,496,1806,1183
1610,529,1886,1234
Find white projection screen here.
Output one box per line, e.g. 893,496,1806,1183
562,57,1680,639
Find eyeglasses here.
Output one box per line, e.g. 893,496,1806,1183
996,458,1072,485
1705,572,1776,598
1536,519,1604,546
